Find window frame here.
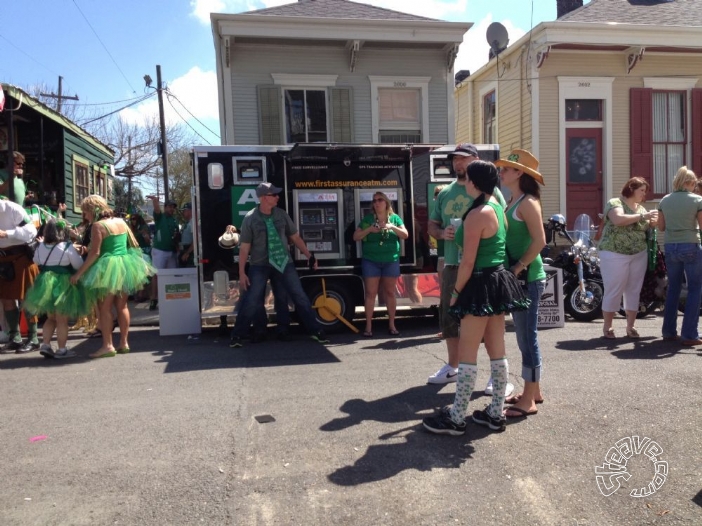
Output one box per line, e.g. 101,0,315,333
479,81,498,144
72,155,91,212
271,74,338,145
93,164,107,198
369,76,430,143
282,88,329,144
651,90,687,196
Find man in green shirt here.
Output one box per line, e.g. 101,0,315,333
427,144,512,396
148,196,179,310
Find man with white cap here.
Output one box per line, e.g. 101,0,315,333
427,144,513,397
228,182,329,347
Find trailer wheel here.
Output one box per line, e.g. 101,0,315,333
307,281,356,333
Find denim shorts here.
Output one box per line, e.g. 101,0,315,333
362,258,400,278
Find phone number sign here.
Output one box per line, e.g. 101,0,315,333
537,266,564,329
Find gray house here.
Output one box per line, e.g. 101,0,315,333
210,0,470,145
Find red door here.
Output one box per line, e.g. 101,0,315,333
566,128,603,229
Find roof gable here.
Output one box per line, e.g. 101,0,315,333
244,0,439,22
559,0,702,26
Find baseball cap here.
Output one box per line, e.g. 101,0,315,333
447,143,479,159
165,200,178,207
256,182,282,198
180,202,192,211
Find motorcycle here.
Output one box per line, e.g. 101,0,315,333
544,214,604,322
544,213,661,321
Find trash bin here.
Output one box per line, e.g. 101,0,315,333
157,268,201,336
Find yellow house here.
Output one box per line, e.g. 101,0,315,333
455,0,702,227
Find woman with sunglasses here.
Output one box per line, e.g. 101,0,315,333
353,191,408,336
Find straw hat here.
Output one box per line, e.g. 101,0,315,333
218,230,240,248
495,149,544,185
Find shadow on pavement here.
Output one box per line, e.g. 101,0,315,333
323,384,496,484
327,425,480,485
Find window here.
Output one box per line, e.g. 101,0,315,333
94,166,106,197
284,89,327,143
652,91,686,194
483,90,496,143
73,157,90,210
378,88,421,144
566,99,602,121
369,76,430,143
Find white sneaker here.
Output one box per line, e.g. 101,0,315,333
0,331,9,344
485,378,514,397
427,364,458,384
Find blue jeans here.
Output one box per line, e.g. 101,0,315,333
232,263,319,338
232,265,290,337
662,243,702,340
511,280,545,382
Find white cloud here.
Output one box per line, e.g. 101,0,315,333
190,0,228,24
454,14,526,78
120,66,219,142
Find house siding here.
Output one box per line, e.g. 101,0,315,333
229,43,450,145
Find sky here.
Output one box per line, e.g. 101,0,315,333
1,0,589,178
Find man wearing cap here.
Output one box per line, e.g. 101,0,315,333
178,202,194,268
148,195,179,310
426,144,513,397
229,182,329,347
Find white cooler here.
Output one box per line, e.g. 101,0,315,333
157,268,201,336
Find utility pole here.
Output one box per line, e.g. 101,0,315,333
156,65,169,202
40,76,79,114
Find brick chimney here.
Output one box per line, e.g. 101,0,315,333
557,0,583,18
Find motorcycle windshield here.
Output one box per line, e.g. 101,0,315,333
574,214,593,246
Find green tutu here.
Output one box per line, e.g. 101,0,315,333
81,247,156,300
24,271,89,318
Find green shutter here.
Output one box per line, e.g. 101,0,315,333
258,85,282,145
330,87,353,143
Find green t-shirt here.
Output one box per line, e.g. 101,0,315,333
505,196,547,282
359,212,404,263
152,211,179,251
657,190,702,244
0,170,26,206
429,181,505,265
455,201,506,268
598,197,648,255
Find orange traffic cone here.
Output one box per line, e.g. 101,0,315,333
20,311,28,338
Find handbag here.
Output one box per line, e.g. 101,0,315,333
647,228,658,272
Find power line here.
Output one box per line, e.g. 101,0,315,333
79,92,155,126
0,33,60,77
165,93,212,145
71,0,137,94
165,90,221,139
63,94,152,107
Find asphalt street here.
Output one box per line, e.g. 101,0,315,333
1,307,701,525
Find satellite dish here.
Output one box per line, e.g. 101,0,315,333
486,22,509,60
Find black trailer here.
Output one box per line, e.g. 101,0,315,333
192,143,499,331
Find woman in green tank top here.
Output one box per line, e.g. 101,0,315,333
497,148,547,418
422,161,529,436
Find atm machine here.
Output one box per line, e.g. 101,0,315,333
292,189,344,260
354,188,405,258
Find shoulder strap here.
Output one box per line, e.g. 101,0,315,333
43,243,59,267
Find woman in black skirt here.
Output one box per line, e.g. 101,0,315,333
423,161,529,435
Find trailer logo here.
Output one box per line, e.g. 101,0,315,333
230,186,259,227
595,436,668,497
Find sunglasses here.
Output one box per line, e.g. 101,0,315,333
264,193,279,197
372,198,385,203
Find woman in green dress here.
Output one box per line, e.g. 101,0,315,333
70,195,155,358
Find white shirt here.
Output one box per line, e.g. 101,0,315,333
33,242,83,271
0,199,37,248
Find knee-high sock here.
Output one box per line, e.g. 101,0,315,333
450,362,478,424
488,358,509,419
26,312,39,343
4,308,21,342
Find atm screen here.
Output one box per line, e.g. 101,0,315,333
302,209,323,225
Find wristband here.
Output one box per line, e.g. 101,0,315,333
451,292,459,298
518,259,527,268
